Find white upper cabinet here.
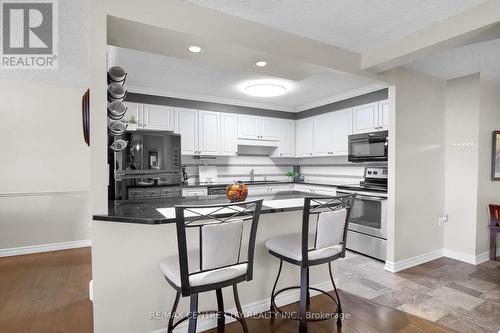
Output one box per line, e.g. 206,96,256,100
237,114,279,141
378,99,389,130
143,104,175,131
237,115,259,139
272,119,295,157
352,102,379,134
352,101,389,133
220,113,238,156
295,117,314,157
175,107,198,155
260,117,280,141
313,113,335,156
198,111,220,155
331,108,353,155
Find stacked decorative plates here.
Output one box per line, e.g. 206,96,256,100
107,66,128,152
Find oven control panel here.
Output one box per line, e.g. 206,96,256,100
365,167,388,179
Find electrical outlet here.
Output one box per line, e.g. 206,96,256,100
438,215,448,226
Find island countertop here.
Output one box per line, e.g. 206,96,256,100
92,191,329,225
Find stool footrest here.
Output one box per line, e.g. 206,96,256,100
270,286,340,322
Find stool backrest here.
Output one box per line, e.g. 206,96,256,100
175,199,263,295
489,204,500,227
301,194,356,266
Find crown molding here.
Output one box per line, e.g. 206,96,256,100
295,83,388,112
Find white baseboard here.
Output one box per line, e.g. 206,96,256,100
384,249,443,273
0,239,91,257
148,280,333,333
385,247,500,272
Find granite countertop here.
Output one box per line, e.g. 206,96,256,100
93,191,327,225
181,180,294,188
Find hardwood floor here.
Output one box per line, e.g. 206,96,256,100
203,290,456,333
0,248,456,333
0,248,93,333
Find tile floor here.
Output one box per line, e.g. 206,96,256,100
332,252,500,333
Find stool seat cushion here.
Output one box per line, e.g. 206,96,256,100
160,251,247,288
265,233,342,262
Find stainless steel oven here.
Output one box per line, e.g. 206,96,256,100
337,167,388,261
348,130,388,162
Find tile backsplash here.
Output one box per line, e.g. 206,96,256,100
182,155,387,185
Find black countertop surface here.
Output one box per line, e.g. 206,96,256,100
93,191,325,225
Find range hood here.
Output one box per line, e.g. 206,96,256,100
237,139,279,147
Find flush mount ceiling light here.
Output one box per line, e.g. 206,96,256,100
187,45,203,54
244,83,287,97
254,60,268,68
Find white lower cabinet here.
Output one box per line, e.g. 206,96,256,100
182,187,208,197
295,117,314,157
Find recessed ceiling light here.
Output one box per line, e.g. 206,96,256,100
187,45,203,54
254,61,268,68
244,83,287,97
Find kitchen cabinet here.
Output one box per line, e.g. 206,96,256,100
237,115,279,141
272,119,295,157
331,108,353,155
182,187,208,197
175,108,237,156
352,101,388,133
313,108,353,156
352,102,379,134
143,104,175,131
123,102,175,131
295,117,314,157
175,107,198,155
220,113,238,156
313,113,335,156
198,111,220,155
378,99,389,130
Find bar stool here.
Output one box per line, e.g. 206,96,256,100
265,194,355,333
160,199,263,333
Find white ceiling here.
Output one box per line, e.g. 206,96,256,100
115,47,384,112
407,38,500,81
184,0,487,53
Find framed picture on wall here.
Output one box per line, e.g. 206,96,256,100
492,131,500,180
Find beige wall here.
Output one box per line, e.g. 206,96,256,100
383,68,446,262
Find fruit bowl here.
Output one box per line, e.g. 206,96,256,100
226,182,248,202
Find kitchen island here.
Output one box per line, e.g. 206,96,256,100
91,191,342,333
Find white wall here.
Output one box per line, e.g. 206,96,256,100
0,0,91,254
383,67,446,263
441,73,500,262
443,74,481,258
477,75,500,255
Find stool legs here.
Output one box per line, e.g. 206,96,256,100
490,230,497,261
188,293,198,333
233,284,249,333
299,267,308,333
329,262,342,326
215,289,225,331
270,259,283,314
167,290,181,333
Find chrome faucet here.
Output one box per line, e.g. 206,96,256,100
249,169,255,182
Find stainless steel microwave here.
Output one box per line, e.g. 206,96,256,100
348,130,388,162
